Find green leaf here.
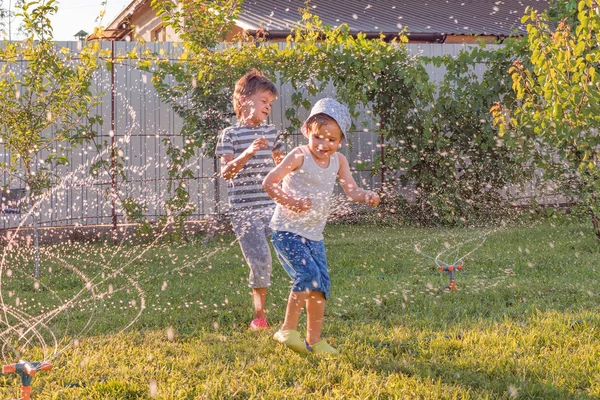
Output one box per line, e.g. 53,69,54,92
574,41,586,56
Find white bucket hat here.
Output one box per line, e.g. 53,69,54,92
301,98,351,139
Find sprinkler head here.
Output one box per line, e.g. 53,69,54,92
2,361,52,400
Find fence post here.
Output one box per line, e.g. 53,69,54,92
213,156,220,217
379,107,387,214
110,40,118,244
32,192,39,279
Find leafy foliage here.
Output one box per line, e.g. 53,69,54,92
151,0,241,53
270,13,533,225
0,0,102,204
397,41,535,225
493,0,600,238
0,1,6,28
547,0,580,26
131,2,256,238
0,0,21,34
143,2,538,227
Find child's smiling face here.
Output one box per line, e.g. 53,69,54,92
240,90,276,126
307,119,343,160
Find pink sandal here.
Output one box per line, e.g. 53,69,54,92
249,318,270,330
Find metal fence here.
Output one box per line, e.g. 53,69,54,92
0,41,553,230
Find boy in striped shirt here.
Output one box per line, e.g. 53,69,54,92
215,69,284,330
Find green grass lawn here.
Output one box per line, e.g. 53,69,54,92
0,217,599,399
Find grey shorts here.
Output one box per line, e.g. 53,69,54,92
230,210,273,289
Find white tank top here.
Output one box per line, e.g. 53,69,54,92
270,146,339,241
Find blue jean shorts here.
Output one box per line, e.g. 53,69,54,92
272,231,330,299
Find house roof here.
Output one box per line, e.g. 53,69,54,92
95,0,549,41
239,0,549,38
106,0,148,31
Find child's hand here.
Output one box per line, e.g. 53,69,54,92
293,197,312,212
245,137,269,155
365,191,380,207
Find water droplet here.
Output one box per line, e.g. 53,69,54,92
149,380,158,397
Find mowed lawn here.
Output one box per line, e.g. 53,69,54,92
0,217,598,399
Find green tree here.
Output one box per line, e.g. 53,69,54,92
396,41,534,225
0,1,6,25
547,0,580,26
0,0,8,27
152,0,241,53
0,0,103,259
0,0,102,197
493,0,600,239
0,0,23,38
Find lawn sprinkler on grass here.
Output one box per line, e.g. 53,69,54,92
2,361,52,400
414,230,492,292
438,262,464,291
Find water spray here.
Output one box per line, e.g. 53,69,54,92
414,230,493,291
2,361,52,400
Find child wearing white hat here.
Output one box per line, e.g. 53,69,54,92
263,98,380,354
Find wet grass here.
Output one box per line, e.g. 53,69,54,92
0,217,599,399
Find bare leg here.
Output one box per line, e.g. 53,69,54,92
305,291,326,345
252,287,267,320
281,290,310,331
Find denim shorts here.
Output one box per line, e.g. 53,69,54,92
272,230,330,299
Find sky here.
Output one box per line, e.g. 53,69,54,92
5,0,132,41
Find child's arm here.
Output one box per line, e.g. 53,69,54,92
220,137,269,180
337,154,380,206
272,151,285,165
263,148,312,212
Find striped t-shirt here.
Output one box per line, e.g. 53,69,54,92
215,124,283,214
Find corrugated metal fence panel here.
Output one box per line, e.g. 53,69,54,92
1,41,553,229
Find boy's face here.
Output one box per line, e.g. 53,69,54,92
239,90,276,126
307,119,343,160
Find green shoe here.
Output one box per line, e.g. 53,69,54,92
305,339,339,355
273,329,309,354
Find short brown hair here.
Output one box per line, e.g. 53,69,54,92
233,69,278,118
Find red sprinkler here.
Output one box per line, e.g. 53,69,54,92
2,361,52,400
439,263,463,291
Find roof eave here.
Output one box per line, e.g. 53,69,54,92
246,29,448,43
106,0,150,30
